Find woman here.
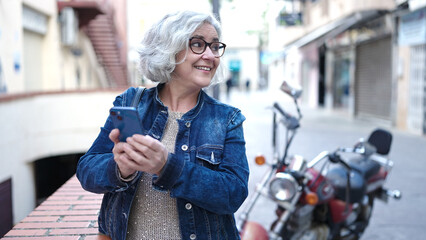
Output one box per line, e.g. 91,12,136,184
76,10,249,240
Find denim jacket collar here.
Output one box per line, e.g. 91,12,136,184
154,83,205,121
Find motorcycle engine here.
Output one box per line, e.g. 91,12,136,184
291,225,329,240
345,195,369,226
285,205,329,240
287,205,314,232
345,203,360,226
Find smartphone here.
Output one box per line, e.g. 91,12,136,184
109,106,143,142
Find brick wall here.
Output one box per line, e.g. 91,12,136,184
2,175,109,240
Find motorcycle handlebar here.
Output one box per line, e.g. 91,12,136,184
308,151,352,171
273,102,291,118
329,152,352,171
273,102,300,130
339,142,377,156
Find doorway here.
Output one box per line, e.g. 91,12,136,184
0,178,13,237
34,153,84,205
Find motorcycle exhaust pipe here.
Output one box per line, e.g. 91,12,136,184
386,189,402,200
377,188,402,202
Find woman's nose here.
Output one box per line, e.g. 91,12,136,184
202,46,216,59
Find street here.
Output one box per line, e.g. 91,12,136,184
224,88,426,240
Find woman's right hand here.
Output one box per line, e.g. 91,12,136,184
109,129,137,179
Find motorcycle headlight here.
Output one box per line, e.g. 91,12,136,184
269,172,298,201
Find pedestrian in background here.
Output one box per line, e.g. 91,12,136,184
76,10,249,240
226,76,233,99
245,78,251,91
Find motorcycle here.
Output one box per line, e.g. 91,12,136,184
238,81,401,240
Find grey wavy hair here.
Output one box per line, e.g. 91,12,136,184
138,10,225,86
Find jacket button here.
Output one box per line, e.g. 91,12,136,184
153,134,160,139
190,234,196,239
181,145,188,151
185,203,192,210
185,122,191,127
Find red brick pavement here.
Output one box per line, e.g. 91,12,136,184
2,175,110,240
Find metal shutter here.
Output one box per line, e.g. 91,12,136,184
408,44,426,134
355,37,392,121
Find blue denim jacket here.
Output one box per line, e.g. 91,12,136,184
76,84,249,240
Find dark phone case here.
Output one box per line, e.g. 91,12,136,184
109,107,143,142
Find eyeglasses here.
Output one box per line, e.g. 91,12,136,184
189,37,226,57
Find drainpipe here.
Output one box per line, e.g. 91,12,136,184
212,0,221,100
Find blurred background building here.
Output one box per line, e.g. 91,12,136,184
265,0,425,135
0,0,128,236
0,0,424,237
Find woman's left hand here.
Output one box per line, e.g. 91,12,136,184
124,134,168,175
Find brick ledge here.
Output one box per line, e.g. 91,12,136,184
3,175,109,240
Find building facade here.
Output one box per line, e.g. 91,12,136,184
397,4,426,134
0,0,128,236
267,0,425,135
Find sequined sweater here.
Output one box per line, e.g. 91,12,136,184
126,111,183,240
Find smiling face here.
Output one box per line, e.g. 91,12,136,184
172,23,220,90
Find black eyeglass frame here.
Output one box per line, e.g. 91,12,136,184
188,37,227,57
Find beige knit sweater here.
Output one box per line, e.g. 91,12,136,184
126,111,183,240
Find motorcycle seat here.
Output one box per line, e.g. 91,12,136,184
326,167,366,203
349,157,381,180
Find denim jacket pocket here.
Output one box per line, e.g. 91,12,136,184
196,144,223,169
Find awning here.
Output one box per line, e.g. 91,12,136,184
282,10,388,53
